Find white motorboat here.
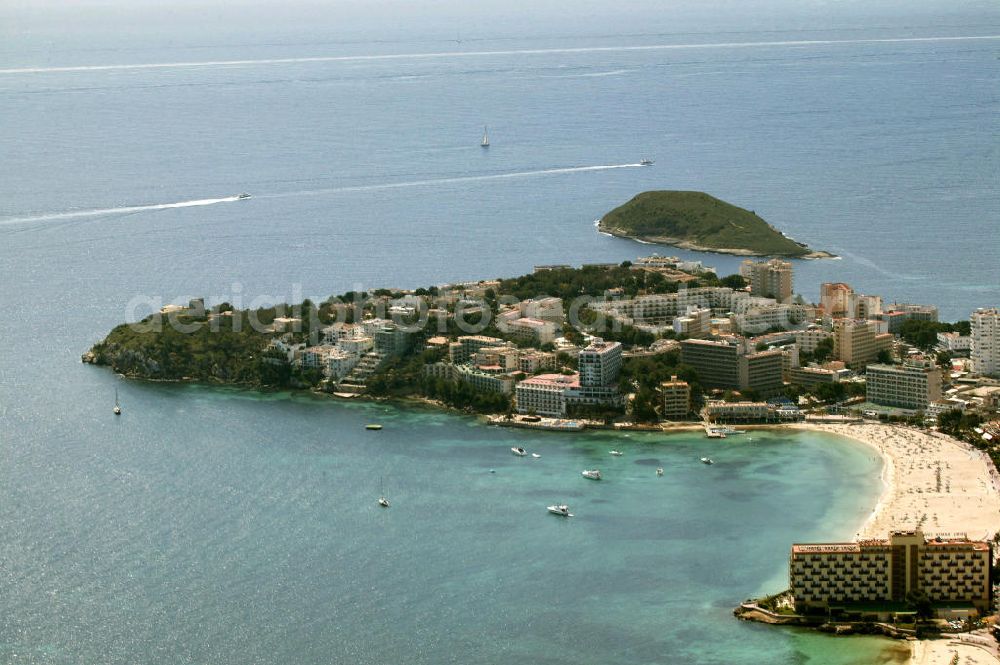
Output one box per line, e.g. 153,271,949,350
237,192,252,200
609,450,623,456
700,457,714,465
531,453,541,458
377,497,390,508
511,447,527,456
547,504,572,517
639,158,654,166
656,467,664,476
582,469,602,480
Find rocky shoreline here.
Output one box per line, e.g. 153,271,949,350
597,224,837,259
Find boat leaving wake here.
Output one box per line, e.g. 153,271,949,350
0,195,245,226
263,163,643,200
1,163,638,226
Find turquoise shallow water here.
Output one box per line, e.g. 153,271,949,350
2,4,997,662
1,380,901,664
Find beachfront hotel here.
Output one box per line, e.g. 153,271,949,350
790,530,991,620
865,361,942,410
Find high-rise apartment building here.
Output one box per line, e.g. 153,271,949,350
742,258,793,303
971,308,1000,378
833,319,891,368
660,376,691,419
578,339,623,387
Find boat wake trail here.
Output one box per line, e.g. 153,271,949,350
1,35,997,75
263,163,643,200
0,164,636,227
0,195,244,226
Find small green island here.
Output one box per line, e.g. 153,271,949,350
598,190,833,258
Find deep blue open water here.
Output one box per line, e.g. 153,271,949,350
0,5,996,663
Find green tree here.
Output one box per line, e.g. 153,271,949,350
719,274,747,290
813,337,834,363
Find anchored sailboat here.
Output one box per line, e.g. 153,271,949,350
113,388,122,415
481,126,490,148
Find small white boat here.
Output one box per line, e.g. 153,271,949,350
531,453,541,459
700,457,714,465
609,450,623,456
639,158,654,166
113,388,122,416
582,469,602,480
547,504,573,517
377,477,390,507
511,447,527,457
481,126,490,148
366,424,383,431
656,467,664,476
705,430,726,439
237,192,252,200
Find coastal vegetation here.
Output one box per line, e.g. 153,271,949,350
598,191,827,257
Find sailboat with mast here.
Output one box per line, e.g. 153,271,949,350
113,388,122,415
377,476,390,508
480,126,490,148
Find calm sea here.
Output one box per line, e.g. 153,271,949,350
0,6,995,663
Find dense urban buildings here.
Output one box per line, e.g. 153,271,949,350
514,339,623,416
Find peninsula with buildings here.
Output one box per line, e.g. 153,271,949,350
597,191,834,258
86,255,1000,660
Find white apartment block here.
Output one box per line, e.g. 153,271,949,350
937,332,971,354
971,308,1000,377
518,350,556,374
501,315,558,345
578,339,623,388
515,374,577,416
795,328,834,353
519,296,565,322
703,401,772,422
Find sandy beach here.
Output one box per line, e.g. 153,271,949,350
801,422,1000,541
911,634,1000,665
799,422,1000,665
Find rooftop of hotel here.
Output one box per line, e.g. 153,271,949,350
793,531,988,554
510,317,550,327
518,373,580,388
582,339,620,352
